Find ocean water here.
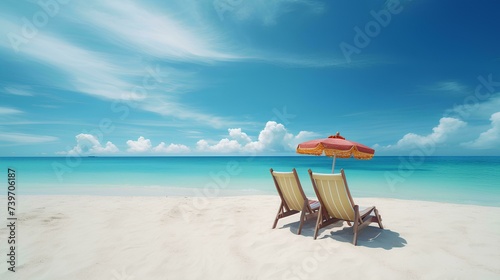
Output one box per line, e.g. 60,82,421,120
1,156,499,207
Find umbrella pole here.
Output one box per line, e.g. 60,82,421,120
331,155,337,173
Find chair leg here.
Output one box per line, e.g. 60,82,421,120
353,208,360,246
272,216,279,229
353,227,358,246
374,208,384,229
297,210,306,235
313,209,323,240
272,203,284,229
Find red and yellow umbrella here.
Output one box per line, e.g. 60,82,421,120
296,132,375,173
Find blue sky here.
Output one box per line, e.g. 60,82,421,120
1,0,499,156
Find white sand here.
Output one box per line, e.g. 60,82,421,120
1,195,500,280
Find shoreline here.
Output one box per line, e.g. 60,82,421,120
2,156,499,208
0,195,499,279
11,190,500,208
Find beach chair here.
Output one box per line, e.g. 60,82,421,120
270,168,320,235
308,169,383,245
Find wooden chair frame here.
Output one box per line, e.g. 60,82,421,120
270,168,320,235
308,168,383,245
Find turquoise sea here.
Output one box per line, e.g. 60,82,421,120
1,156,499,207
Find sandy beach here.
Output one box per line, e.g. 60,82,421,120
1,195,499,280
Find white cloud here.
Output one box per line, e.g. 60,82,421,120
153,142,191,153
0,132,58,144
0,107,22,115
244,121,293,152
126,136,152,153
464,112,500,149
228,128,252,143
196,121,316,154
196,138,242,153
294,130,318,144
66,134,119,155
379,117,467,152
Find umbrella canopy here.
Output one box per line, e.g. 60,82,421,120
296,132,375,172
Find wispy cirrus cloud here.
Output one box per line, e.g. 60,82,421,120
215,0,325,26
139,99,230,129
0,0,362,141
427,81,467,94
0,18,237,128
75,1,244,62
17,34,136,100
0,107,23,115
0,132,58,144
446,94,500,120
248,53,370,68
3,86,34,96
74,0,348,69
0,0,253,129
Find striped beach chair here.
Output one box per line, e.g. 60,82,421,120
308,169,383,245
270,168,320,235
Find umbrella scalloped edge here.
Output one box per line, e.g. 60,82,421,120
296,144,374,160
296,143,324,155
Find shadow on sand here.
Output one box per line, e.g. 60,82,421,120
283,219,407,250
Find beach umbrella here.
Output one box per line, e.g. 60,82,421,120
296,132,375,173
